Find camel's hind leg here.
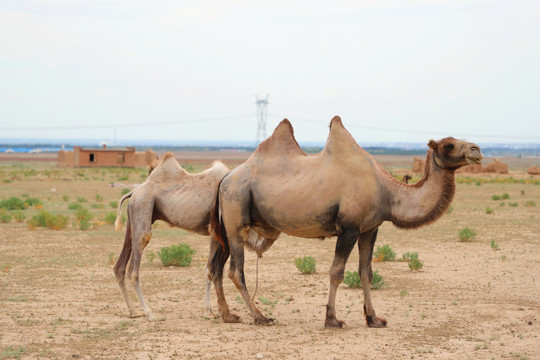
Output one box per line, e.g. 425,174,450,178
325,226,359,328
126,204,155,320
208,235,239,323
113,217,138,318
358,228,387,328
228,225,273,325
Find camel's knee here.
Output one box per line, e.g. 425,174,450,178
329,267,345,286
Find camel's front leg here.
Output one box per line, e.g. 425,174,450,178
358,228,387,328
325,227,359,328
229,225,273,326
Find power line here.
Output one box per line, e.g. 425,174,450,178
0,114,256,131
268,114,540,141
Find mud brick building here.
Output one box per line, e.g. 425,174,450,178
58,145,157,168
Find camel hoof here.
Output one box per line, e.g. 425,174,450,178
223,313,241,323
367,316,387,328
324,316,346,328
254,316,274,326
364,304,387,328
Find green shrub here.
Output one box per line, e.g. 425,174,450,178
343,270,385,289
0,197,28,210
104,212,117,225
502,193,510,200
74,208,93,230
373,244,395,262
408,258,424,271
509,202,518,207
24,197,42,207
90,204,104,209
0,213,12,223
525,200,536,207
459,227,477,242
344,271,362,288
27,211,69,230
491,195,501,201
401,251,419,261
13,211,26,223
294,256,316,274
490,239,499,250
76,196,88,203
68,202,83,211
121,188,130,196
62,195,70,202
158,244,195,267
95,194,103,202
485,207,494,214
446,206,454,214
109,201,118,209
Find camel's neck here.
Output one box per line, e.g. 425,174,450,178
384,151,456,229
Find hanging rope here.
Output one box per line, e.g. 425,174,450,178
251,254,262,301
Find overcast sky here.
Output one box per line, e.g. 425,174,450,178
1,0,539,146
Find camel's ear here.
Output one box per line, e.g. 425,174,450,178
428,140,438,150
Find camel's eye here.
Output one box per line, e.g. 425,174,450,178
443,143,454,152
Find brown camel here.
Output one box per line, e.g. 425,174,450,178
209,116,482,328
402,174,412,184
113,153,270,320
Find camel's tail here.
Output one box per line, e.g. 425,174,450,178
114,188,136,231
209,179,228,252
209,178,230,278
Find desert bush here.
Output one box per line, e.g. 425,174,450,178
104,212,117,225
294,256,316,274
459,227,477,242
68,202,83,211
90,204,104,209
491,195,501,201
121,188,130,196
509,202,518,207
490,239,500,250
373,244,396,262
27,211,69,230
446,206,454,214
401,251,419,261
485,207,494,214
0,213,12,223
73,207,94,230
109,201,118,209
502,193,510,200
12,211,26,223
0,197,28,210
24,197,42,207
408,258,424,271
62,195,70,202
158,244,195,267
95,194,103,202
343,270,385,289
76,196,88,203
525,200,536,207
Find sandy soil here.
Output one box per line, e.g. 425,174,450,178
0,158,539,359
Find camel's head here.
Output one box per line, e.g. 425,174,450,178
428,137,483,170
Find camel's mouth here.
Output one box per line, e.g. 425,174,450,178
465,154,483,165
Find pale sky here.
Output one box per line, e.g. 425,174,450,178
1,0,539,145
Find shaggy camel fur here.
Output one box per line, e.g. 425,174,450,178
113,153,270,320
209,116,482,327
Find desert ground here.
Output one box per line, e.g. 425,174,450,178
0,152,539,360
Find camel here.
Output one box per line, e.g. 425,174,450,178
113,153,271,320
208,116,482,328
402,174,412,184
